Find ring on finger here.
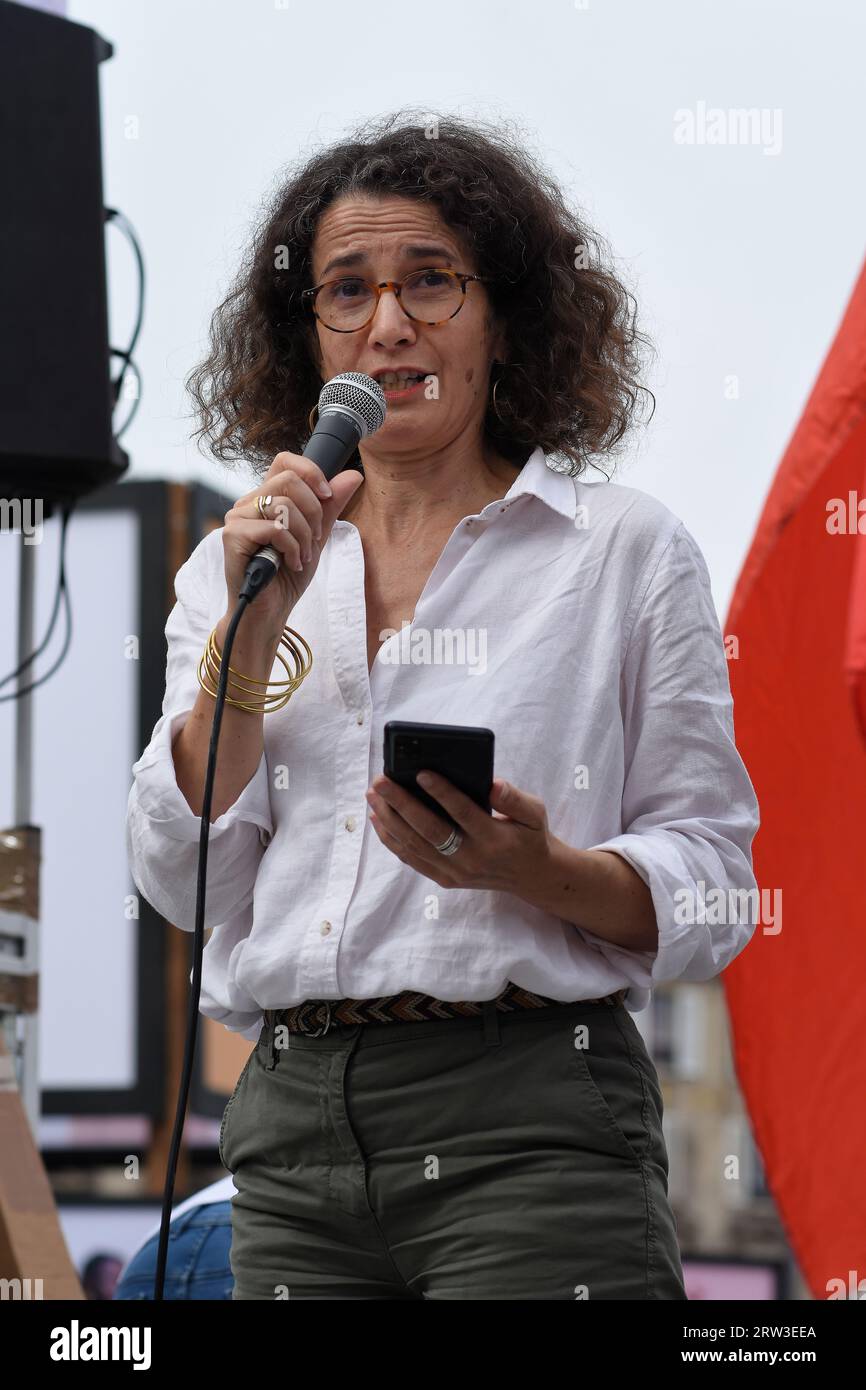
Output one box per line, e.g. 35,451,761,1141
256,494,273,520
435,828,463,856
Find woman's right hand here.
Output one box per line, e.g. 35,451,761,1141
221,451,364,637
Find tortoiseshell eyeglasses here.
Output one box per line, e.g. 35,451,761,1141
301,268,493,333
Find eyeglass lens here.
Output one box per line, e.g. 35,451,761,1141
315,269,463,329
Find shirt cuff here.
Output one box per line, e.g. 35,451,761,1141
198,1005,264,1043
232,1017,266,1042
130,709,273,845
582,832,757,986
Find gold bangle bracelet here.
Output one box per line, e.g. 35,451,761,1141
198,648,304,712
199,646,295,712
198,624,312,711
208,624,312,688
196,623,313,714
203,626,311,691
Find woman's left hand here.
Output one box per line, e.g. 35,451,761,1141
365,770,554,896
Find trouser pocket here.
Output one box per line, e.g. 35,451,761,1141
567,1007,657,1165
219,1046,258,1171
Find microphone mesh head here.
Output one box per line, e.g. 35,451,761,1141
318,373,386,437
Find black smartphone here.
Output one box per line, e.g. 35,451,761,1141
383,721,495,831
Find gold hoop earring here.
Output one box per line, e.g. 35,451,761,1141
492,369,511,422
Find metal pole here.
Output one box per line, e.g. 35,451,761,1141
13,527,39,1134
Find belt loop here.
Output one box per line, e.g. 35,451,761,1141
482,998,501,1047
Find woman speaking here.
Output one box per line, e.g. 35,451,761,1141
126,111,760,1300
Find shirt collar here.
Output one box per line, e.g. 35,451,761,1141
491,444,578,522
339,444,578,526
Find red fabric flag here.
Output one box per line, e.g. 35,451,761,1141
724,261,866,1299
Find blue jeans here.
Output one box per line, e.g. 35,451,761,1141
113,1201,233,1300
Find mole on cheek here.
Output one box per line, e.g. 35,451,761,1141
465,367,474,384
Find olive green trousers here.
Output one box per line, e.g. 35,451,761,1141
219,996,688,1300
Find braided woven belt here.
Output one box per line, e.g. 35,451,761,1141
269,983,629,1037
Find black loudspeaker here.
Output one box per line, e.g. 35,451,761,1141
0,0,128,508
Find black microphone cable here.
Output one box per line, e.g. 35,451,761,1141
0,503,74,702
152,372,385,1300
152,555,277,1302
105,206,145,441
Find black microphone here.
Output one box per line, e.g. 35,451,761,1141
240,371,387,601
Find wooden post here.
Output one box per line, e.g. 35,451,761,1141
144,483,195,1198
0,1025,84,1299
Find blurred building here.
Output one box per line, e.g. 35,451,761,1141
640,981,810,1297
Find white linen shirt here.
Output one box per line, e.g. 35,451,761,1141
126,445,760,1042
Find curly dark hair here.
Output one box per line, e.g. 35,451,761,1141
185,108,654,480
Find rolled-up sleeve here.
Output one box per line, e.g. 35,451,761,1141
125,538,274,932
585,521,760,986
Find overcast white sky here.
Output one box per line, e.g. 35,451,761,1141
63,0,866,616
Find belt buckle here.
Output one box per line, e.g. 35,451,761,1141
303,1000,333,1037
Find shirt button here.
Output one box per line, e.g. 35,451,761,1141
320,920,332,936
356,711,364,724
344,816,357,832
